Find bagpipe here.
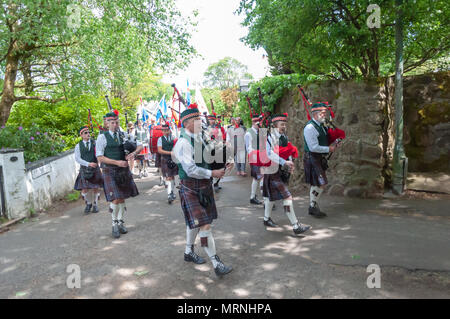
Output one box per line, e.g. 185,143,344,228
297,85,346,159
246,88,299,168
104,95,137,155
171,83,231,171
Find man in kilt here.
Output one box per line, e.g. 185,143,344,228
262,114,311,235
74,126,104,214
157,124,178,204
96,112,143,238
303,103,337,218
245,114,264,205
173,107,233,277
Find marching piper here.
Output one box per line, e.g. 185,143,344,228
96,112,142,239
173,106,233,277
74,126,104,214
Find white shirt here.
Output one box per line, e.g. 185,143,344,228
303,119,330,153
244,127,259,153
74,140,93,167
226,125,246,151
172,129,212,180
96,130,142,158
266,129,286,166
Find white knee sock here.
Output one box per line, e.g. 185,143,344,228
199,229,218,267
310,186,324,208
185,227,199,254
117,203,126,222
283,199,299,227
111,203,119,225
94,192,101,206
166,180,173,195
264,197,274,221
251,179,259,199
82,192,90,205
259,179,263,196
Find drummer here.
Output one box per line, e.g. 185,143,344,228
150,121,164,186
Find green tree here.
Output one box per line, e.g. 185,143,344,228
0,0,196,125
237,0,449,79
203,57,253,89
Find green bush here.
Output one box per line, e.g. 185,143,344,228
65,191,80,202
5,94,134,163
0,124,66,163
235,73,319,125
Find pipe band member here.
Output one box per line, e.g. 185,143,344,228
74,126,104,214
96,112,142,239
303,103,337,218
158,124,179,204
173,106,233,277
262,113,311,235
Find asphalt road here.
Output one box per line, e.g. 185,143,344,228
1,167,449,299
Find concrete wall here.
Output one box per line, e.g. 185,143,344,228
0,149,78,219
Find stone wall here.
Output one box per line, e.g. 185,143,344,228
403,71,450,173
275,78,394,198
275,71,449,197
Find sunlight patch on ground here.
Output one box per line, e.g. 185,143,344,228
233,288,250,297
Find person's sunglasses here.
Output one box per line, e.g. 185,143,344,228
82,131,90,135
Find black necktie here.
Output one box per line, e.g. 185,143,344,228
113,132,118,143
86,141,90,150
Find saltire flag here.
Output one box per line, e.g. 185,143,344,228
186,79,191,106
142,108,149,122
160,95,168,117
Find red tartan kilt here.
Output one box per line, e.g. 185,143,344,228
262,170,291,201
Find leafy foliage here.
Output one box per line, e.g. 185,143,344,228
235,73,318,125
237,0,450,79
0,124,66,163
203,57,253,89
0,0,197,125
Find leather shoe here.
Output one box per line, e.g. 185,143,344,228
92,205,99,213
184,248,206,264
293,223,312,234
84,204,92,214
112,222,120,238
118,220,128,234
213,255,233,277
309,206,327,218
263,217,277,227
250,197,262,205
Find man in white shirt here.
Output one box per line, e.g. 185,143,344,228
96,112,143,239
74,126,103,214
303,103,337,218
261,114,311,235
227,117,247,176
157,124,178,203
244,114,264,205
173,107,233,277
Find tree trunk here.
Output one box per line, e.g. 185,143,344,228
0,52,20,126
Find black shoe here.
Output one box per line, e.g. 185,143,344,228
92,205,99,213
168,196,173,204
184,247,206,264
84,204,92,214
293,223,312,234
250,197,262,205
308,206,327,218
263,217,277,227
213,255,233,277
118,220,128,234
112,222,120,238
171,192,176,200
